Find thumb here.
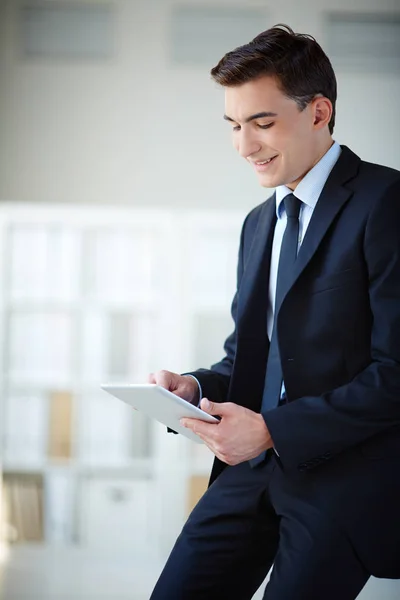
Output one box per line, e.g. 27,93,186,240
200,398,227,415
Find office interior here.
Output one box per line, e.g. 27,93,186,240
0,0,399,598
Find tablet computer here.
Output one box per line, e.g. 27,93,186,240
100,383,219,444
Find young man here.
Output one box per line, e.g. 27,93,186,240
149,25,400,599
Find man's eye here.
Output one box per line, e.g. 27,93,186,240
232,125,241,132
258,123,274,129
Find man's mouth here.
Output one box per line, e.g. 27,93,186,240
252,155,278,171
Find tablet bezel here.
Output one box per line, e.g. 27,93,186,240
100,383,219,444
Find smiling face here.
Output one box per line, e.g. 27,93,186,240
224,75,333,190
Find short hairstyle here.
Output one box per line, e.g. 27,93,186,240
211,24,337,134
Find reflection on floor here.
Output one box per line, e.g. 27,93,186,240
0,544,399,600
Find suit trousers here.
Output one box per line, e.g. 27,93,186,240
150,454,370,600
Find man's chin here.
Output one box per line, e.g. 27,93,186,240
256,174,280,188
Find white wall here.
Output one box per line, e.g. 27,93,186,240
0,0,398,209
0,0,262,208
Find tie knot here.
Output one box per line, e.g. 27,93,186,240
284,193,301,219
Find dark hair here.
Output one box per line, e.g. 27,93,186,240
211,24,337,134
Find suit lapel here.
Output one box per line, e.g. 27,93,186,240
291,146,361,290
236,194,277,330
230,195,276,409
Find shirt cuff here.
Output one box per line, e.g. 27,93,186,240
183,374,203,406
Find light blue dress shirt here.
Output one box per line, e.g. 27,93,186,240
190,141,342,409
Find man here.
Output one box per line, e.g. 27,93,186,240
149,24,400,599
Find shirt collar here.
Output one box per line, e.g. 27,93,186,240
275,141,342,218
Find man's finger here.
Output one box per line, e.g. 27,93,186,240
180,417,217,437
200,398,229,416
157,369,173,389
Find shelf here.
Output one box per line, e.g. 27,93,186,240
0,204,242,552
3,458,154,478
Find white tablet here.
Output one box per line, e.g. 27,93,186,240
100,383,219,444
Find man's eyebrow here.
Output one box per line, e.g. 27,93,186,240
223,111,278,123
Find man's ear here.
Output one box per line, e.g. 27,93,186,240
312,96,332,130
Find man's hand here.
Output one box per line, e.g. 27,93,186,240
181,399,273,465
148,370,199,405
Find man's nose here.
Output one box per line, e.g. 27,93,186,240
236,131,262,158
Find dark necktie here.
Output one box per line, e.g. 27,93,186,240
250,193,301,467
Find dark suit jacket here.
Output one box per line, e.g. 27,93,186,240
190,146,400,578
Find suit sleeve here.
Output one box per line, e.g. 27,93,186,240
264,178,400,473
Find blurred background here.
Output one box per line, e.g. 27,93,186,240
0,0,399,598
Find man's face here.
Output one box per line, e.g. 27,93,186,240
224,76,322,189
